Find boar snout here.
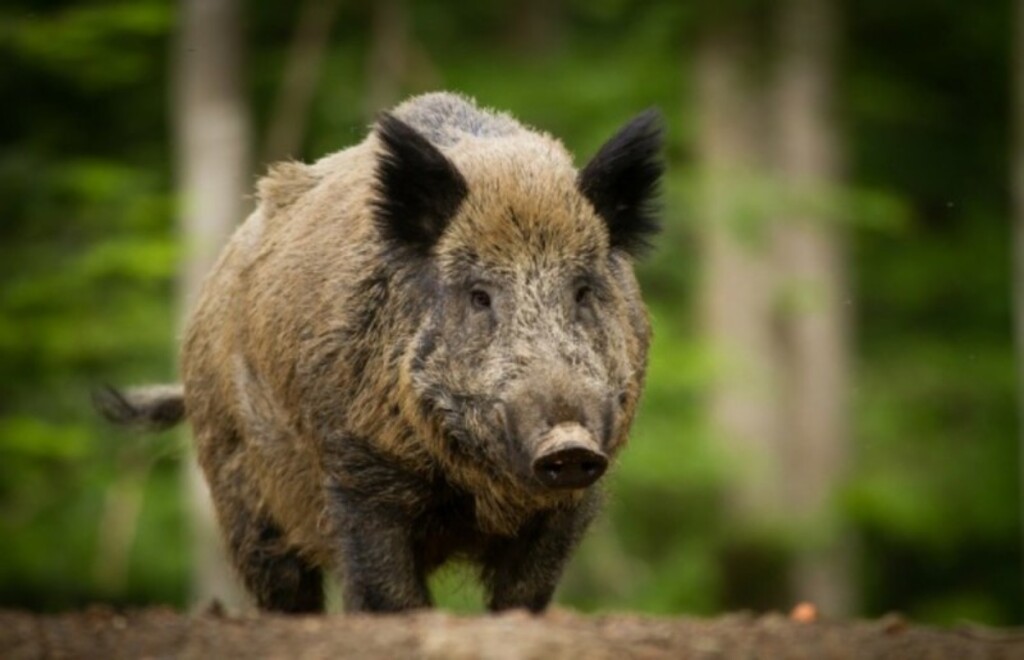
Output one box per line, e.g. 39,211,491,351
531,423,608,490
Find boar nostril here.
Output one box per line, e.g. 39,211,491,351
543,460,565,481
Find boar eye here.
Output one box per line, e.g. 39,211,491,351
574,285,593,305
470,289,492,310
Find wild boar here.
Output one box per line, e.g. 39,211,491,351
97,92,663,613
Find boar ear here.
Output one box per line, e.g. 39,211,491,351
372,113,469,252
578,109,664,257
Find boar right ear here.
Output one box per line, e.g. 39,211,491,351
578,109,664,257
372,113,469,253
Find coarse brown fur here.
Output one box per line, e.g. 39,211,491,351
98,92,663,613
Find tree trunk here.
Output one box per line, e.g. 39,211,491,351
262,0,341,165
772,0,853,617
364,0,410,117
174,0,251,610
1012,0,1024,611
697,16,784,530
696,13,792,610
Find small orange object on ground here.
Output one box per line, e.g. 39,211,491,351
790,602,818,623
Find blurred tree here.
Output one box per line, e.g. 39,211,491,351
696,5,789,609
174,0,250,610
697,0,854,614
365,0,410,116
772,0,853,616
1014,0,1024,607
262,0,341,164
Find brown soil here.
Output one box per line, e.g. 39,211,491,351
2,606,1023,659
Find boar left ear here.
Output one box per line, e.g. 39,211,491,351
373,113,469,253
578,109,664,257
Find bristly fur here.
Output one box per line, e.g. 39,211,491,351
257,161,320,216
372,112,469,253
578,109,664,256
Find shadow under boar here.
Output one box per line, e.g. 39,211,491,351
96,92,663,614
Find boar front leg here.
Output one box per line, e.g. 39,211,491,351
482,494,600,613
329,486,432,612
323,434,434,612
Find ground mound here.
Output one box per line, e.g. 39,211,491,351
2,606,1022,659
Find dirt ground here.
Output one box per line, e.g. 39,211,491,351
2,606,1023,659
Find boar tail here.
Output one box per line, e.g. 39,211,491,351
92,383,186,432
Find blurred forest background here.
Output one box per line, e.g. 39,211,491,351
2,0,1022,626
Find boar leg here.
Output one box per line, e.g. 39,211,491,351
323,435,434,612
219,492,324,613
330,488,432,612
482,496,599,613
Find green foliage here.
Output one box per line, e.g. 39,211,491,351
1,0,177,611
0,0,1018,625
0,3,171,89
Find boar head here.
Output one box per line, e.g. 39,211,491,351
373,110,663,493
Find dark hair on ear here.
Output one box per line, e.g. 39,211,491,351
578,109,664,257
372,113,469,253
